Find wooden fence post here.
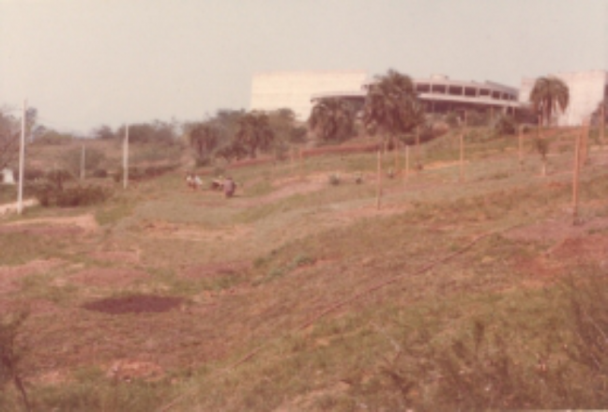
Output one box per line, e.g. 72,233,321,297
376,150,382,210
573,122,584,225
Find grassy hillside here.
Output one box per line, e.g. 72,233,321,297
1,127,607,411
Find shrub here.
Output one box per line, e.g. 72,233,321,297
23,168,45,182
494,115,517,135
328,173,340,185
91,169,108,178
0,310,31,411
33,183,111,207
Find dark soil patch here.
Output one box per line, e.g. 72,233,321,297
82,294,183,314
181,260,251,279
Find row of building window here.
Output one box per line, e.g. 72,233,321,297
415,83,517,101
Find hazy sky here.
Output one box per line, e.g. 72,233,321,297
1,0,606,134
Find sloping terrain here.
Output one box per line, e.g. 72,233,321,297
1,132,607,411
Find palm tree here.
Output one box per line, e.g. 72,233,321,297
234,111,275,159
363,69,425,148
308,98,355,143
529,76,569,126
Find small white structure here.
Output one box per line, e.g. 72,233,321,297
250,71,368,121
1,168,15,185
520,70,607,126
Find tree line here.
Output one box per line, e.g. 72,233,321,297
2,70,602,173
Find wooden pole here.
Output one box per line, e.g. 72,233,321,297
404,144,409,184
573,123,583,225
393,139,398,173
17,99,26,215
123,124,129,189
601,101,605,147
376,150,382,210
415,127,420,170
299,148,304,180
581,120,589,166
518,125,524,171
80,144,86,180
459,132,465,183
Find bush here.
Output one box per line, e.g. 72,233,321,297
381,275,608,410
23,168,45,182
113,164,178,183
91,169,108,178
33,183,111,207
328,173,340,185
494,115,517,135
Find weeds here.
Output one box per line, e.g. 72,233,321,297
0,310,31,412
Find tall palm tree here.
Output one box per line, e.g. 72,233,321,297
363,69,425,147
308,98,355,143
529,76,569,126
234,111,275,159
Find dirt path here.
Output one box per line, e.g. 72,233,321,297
0,198,38,215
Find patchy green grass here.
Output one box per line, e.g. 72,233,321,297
2,127,608,411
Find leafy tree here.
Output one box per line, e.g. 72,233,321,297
363,69,425,147
234,111,275,158
92,125,116,140
116,120,177,144
529,76,569,126
188,123,220,166
308,98,356,143
268,108,307,144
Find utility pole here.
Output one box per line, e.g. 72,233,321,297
17,99,26,215
123,124,129,189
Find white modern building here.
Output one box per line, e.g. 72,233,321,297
250,71,368,121
520,70,608,126
250,70,607,126
311,74,520,116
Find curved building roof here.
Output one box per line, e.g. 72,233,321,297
311,75,520,111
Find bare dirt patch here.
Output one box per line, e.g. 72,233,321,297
90,249,141,265
181,260,251,279
0,259,64,294
106,359,165,382
141,219,251,242
82,294,183,314
68,268,149,288
1,213,99,234
505,216,608,242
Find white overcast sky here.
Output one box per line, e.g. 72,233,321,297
1,0,606,134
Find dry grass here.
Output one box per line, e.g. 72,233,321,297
0,127,607,410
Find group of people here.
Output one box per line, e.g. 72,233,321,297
185,173,236,198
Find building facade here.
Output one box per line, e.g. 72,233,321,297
310,74,520,117
250,71,368,121
250,70,607,126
